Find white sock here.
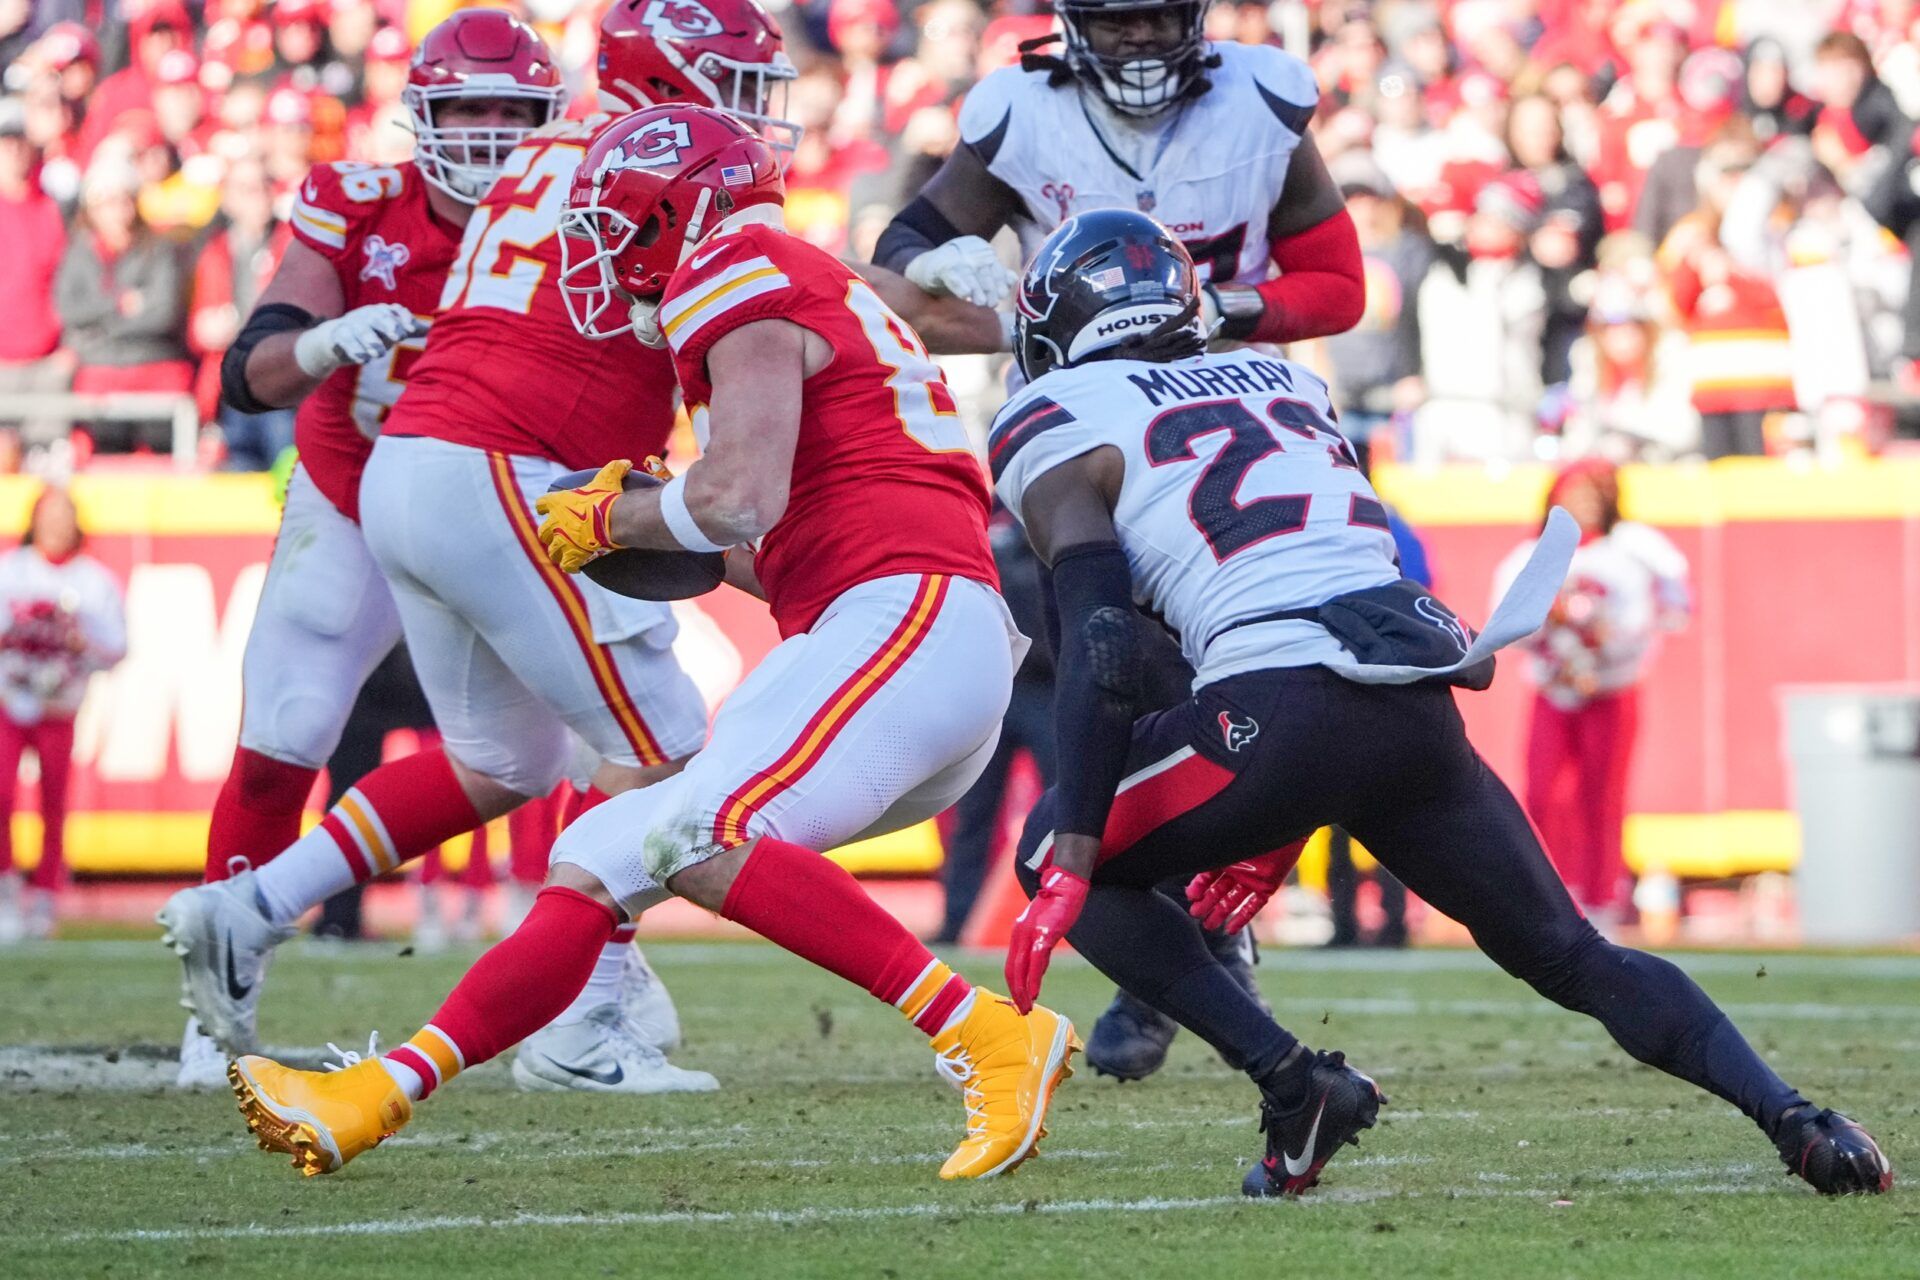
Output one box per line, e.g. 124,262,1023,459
379,1055,426,1101
549,941,630,1027
253,829,363,926
934,988,977,1038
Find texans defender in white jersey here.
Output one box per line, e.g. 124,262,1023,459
990,210,1892,1199
876,0,1360,1077
874,0,1361,350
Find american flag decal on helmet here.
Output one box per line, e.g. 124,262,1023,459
719,163,752,186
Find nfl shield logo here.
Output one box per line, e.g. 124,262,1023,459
1136,188,1156,213
359,235,411,290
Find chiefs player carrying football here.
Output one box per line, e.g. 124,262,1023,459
169,0,997,1098
222,105,1076,1183
159,9,567,1087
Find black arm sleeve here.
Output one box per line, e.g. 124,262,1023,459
220,302,318,415
873,194,965,273
1048,541,1142,838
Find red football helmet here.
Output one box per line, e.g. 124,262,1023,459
597,0,800,163
558,104,784,341
402,10,567,204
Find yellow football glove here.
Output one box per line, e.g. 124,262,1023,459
535,459,632,575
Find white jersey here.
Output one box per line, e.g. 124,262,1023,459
957,42,1318,285
990,347,1400,687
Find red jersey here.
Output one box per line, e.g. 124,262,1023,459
661,222,996,637
385,122,678,470
287,160,463,521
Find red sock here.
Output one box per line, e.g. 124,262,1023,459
459,826,495,888
611,921,637,945
205,748,318,880
507,791,560,884
418,885,617,1080
313,746,481,881
720,838,972,1034
562,785,612,825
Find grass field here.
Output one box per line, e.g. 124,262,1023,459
0,935,1913,1278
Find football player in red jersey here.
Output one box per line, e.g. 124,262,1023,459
173,0,988,1099
163,1,773,1096
224,106,1077,1183
160,9,570,1087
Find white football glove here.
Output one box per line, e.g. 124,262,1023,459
293,303,426,378
904,236,1018,308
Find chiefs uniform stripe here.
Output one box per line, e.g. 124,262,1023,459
485,453,668,768
986,397,1076,481
290,198,349,250
712,574,949,846
660,261,790,345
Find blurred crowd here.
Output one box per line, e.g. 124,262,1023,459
5,0,1920,471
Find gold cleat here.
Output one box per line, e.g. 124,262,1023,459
228,1044,411,1177
932,991,1078,1180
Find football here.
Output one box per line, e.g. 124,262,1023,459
545,467,728,600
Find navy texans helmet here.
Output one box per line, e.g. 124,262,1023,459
1014,208,1206,382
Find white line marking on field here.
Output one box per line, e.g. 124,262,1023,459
50,1176,1796,1247
10,939,1920,982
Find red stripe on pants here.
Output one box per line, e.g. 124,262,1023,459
1096,750,1237,867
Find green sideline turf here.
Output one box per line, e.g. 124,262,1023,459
0,938,1911,1278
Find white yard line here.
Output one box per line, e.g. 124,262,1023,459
51,1175,1795,1247
10,940,1920,981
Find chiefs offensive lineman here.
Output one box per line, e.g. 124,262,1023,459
160,9,575,1087
165,0,995,1096
222,105,1076,1184
874,0,1364,1080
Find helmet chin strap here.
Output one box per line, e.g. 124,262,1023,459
630,297,666,348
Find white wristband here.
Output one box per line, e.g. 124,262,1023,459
658,472,729,553
292,320,345,378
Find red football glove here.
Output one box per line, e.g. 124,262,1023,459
1185,840,1306,934
1005,862,1090,1014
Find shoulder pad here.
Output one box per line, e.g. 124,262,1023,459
1221,43,1318,134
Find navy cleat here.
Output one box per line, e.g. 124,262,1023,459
1242,1050,1385,1197
1084,989,1179,1081
1774,1107,1892,1195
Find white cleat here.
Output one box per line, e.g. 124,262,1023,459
620,945,682,1051
175,1016,229,1090
511,1004,718,1095
155,870,295,1057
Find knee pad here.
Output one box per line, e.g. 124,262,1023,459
449,730,570,802
549,772,716,913
239,692,347,770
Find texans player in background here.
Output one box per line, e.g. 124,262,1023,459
878,0,1361,1077
160,10,567,1087
874,0,1362,350
992,211,1890,1198
223,106,1076,1183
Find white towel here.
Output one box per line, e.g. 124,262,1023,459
1324,506,1578,686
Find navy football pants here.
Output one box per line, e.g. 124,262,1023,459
1016,665,1806,1136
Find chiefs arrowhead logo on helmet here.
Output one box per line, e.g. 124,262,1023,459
558,105,785,342
597,0,801,162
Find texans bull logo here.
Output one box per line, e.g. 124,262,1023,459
1414,594,1474,657
1218,711,1259,753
